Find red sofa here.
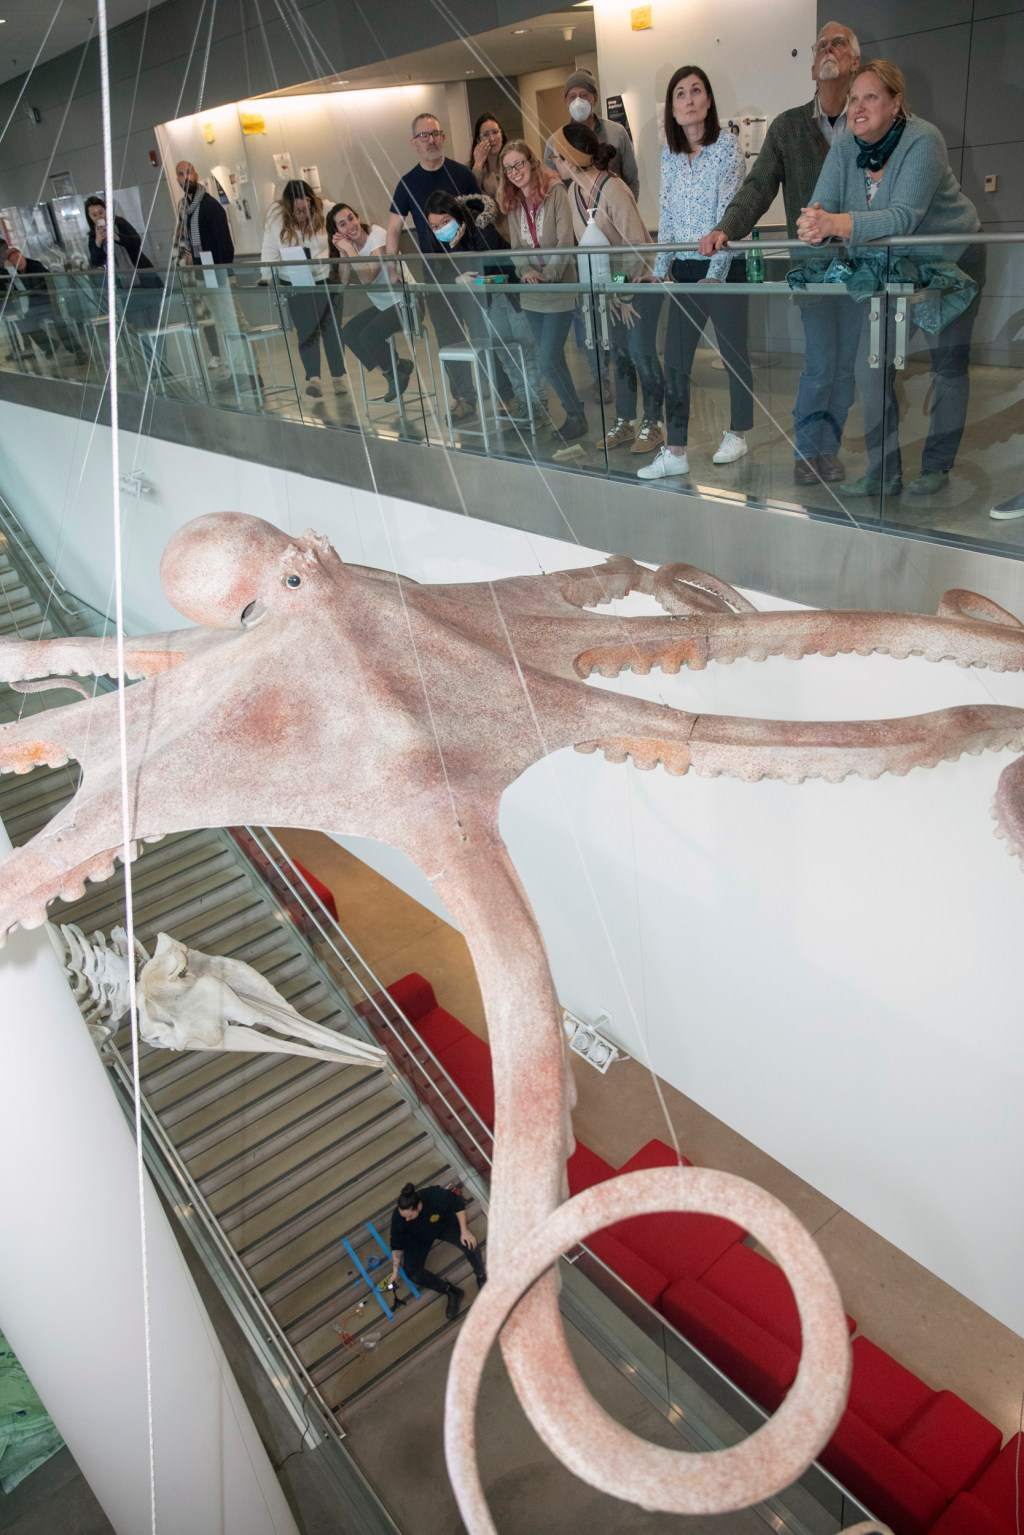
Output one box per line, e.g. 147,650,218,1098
818,1339,1002,1535
376,974,1005,1535
928,1434,1024,1535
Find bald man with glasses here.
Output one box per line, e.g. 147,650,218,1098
386,113,482,418
700,22,863,487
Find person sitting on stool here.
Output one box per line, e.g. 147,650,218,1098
389,1181,486,1322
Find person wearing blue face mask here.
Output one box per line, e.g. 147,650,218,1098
424,190,522,423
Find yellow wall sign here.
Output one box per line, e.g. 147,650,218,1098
239,111,266,136
631,5,652,29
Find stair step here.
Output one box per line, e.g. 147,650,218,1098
184,1065,385,1178
252,1146,449,1300
224,1118,424,1253
208,1095,411,1216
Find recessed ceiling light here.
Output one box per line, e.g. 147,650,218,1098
465,69,475,74
512,27,528,33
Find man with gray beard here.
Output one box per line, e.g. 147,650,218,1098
700,22,862,487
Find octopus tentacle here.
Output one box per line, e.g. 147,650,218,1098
992,754,1024,866
11,677,93,700
647,563,757,616
575,607,1024,678
577,704,1024,785
0,634,192,685
445,1169,851,1532
936,589,1024,627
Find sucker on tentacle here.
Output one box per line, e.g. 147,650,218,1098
11,677,93,700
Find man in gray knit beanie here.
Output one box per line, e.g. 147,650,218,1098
544,68,639,200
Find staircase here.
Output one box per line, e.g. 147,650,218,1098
0,509,487,1416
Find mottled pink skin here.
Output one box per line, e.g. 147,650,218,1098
1,514,1021,1528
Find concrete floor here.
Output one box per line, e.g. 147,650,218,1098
279,826,1024,1443
343,1311,776,1535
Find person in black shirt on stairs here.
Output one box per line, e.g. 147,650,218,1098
388,1181,486,1321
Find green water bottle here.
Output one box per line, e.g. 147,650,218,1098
746,227,765,284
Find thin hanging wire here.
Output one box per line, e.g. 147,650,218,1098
97,2,157,1529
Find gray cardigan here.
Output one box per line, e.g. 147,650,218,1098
810,116,979,260
719,99,830,240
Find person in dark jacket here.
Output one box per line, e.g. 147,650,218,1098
389,1181,486,1321
174,161,241,372
84,195,162,328
423,189,522,418
0,241,86,365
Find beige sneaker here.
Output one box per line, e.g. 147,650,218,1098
599,417,635,451
630,418,664,454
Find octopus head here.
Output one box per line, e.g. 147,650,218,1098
159,512,341,629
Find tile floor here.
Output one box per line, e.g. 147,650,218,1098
277,826,1024,1443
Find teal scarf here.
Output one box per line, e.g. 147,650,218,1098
855,115,906,172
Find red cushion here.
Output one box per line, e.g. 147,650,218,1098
847,1336,936,1439
438,1034,495,1126
617,1138,693,1175
898,1392,1001,1501
584,1228,668,1309
965,1433,1024,1519
608,1204,744,1283
567,1142,616,1195
385,972,437,1022
701,1244,857,1349
929,1494,1015,1535
293,860,338,921
416,1007,470,1058
820,1409,947,1535
660,1275,798,1413
608,1137,742,1280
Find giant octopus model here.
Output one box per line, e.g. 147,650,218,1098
3,511,1023,1531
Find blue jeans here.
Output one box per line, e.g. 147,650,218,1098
793,293,861,459
858,244,985,480
525,307,584,417
611,290,665,421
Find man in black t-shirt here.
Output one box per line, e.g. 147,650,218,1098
389,1181,486,1321
386,113,481,414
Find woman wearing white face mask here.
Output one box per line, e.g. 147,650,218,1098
424,190,518,418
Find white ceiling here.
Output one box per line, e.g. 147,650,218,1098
0,0,152,88
264,10,595,96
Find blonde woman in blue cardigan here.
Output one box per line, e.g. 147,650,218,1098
798,60,982,498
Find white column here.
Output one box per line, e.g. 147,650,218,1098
0,825,300,1535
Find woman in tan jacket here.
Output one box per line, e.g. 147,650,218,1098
551,123,665,457
498,140,587,442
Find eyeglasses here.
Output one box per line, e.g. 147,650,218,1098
815,35,851,51
503,159,529,174
413,129,444,141
481,128,502,138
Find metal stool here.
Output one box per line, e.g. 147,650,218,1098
221,326,292,408
436,338,536,452
131,318,214,398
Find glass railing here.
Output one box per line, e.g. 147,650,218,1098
3,234,1020,561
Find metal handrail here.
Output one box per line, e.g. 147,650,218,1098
240,824,495,1185
102,1040,336,1442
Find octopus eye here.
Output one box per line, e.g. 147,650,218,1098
284,573,302,589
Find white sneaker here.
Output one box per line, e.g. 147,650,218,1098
990,492,1024,521
712,430,748,465
637,446,688,480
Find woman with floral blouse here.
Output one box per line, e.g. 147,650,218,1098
639,65,754,480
